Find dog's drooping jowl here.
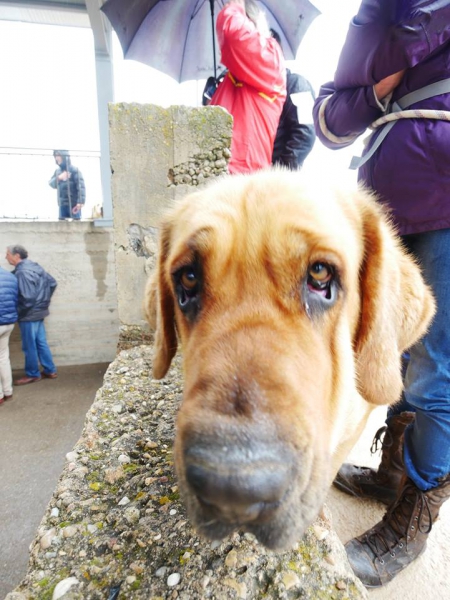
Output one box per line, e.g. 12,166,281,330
145,169,434,551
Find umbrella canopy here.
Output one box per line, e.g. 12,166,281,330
102,0,320,83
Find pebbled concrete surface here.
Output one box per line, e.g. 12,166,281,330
0,363,108,599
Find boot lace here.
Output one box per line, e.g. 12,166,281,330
364,481,432,559
370,425,390,455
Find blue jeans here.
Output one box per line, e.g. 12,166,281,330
59,204,81,220
19,321,56,378
388,228,450,490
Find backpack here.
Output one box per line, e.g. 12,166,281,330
202,69,228,106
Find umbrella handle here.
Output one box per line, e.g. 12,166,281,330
209,0,217,79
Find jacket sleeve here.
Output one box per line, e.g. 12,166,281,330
335,0,450,89
47,273,57,297
216,4,285,96
315,1,450,150
76,169,86,205
49,171,58,189
275,99,316,168
276,73,316,167
313,81,385,150
281,123,316,169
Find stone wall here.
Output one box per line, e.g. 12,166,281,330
6,345,367,600
109,103,232,330
0,221,119,369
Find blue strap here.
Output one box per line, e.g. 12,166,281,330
350,78,450,170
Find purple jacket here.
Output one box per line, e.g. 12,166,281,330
313,0,450,235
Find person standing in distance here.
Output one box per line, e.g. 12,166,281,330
6,245,58,385
49,150,86,220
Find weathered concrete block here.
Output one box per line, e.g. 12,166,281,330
109,103,232,329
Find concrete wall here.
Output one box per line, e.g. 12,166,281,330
109,103,232,328
0,221,119,370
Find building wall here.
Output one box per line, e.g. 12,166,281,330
0,221,119,370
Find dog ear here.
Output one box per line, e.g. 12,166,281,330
143,273,157,331
146,221,178,379
354,193,435,406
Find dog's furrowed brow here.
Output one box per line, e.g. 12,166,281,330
186,228,215,254
273,227,343,266
170,227,215,272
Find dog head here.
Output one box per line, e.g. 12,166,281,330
146,170,434,550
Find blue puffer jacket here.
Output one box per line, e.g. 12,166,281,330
0,267,18,325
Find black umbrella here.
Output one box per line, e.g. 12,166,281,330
102,0,320,83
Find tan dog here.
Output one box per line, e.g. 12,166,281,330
145,169,434,551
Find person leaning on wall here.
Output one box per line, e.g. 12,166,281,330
5,245,58,386
49,150,86,220
0,263,18,405
313,0,450,588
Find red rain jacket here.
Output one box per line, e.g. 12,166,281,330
210,3,286,174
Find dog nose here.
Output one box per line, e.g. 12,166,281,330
185,444,292,523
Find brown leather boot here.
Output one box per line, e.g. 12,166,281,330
345,474,450,587
334,412,415,504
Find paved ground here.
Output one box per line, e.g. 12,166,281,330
0,363,108,599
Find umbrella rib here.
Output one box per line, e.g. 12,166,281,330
178,0,206,81
191,0,225,19
259,1,295,58
178,0,226,81
191,0,206,19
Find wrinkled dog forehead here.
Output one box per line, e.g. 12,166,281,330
151,166,435,414
164,170,364,272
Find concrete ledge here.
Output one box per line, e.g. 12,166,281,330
7,345,366,600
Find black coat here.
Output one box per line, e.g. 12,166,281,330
272,69,316,169
49,165,86,208
14,260,57,322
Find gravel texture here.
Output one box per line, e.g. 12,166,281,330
168,147,231,187
7,345,367,600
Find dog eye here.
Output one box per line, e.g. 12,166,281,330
308,262,333,290
174,265,202,319
181,269,198,291
303,261,339,317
